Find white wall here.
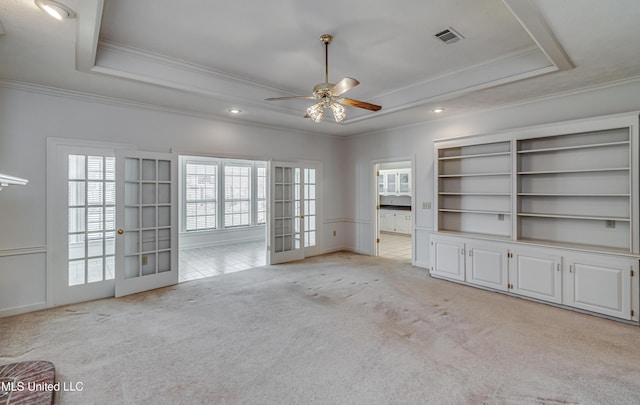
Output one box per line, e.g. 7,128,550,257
3,77,640,316
0,84,348,316
343,79,640,268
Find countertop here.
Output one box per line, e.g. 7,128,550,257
379,204,411,211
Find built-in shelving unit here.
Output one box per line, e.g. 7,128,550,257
516,127,631,251
431,113,640,324
437,141,511,238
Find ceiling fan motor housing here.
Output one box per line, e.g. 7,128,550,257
313,83,335,99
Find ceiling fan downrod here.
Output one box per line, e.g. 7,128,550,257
320,34,333,84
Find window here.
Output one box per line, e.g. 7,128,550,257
181,157,266,231
224,164,251,227
256,165,267,224
185,162,217,231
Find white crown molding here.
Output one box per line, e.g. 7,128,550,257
0,79,339,139
347,75,640,138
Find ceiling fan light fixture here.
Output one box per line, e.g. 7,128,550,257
35,0,76,20
307,103,323,123
330,102,346,122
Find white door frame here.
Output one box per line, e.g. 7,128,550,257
370,157,415,263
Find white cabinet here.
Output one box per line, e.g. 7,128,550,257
379,169,411,196
430,236,465,281
510,248,562,304
430,233,638,322
380,210,396,232
379,210,411,234
430,236,508,288
467,241,508,291
564,253,634,320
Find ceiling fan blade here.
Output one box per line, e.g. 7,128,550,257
265,96,316,101
329,78,359,97
339,98,382,111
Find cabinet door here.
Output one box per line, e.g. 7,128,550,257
378,173,385,194
466,242,508,291
386,172,397,194
511,249,562,303
430,237,465,281
380,211,395,232
395,213,411,234
564,254,633,320
398,170,411,195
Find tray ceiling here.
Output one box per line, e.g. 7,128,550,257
1,0,639,136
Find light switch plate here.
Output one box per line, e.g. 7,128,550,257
422,202,431,209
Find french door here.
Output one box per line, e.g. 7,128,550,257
48,141,177,306
269,161,320,264
115,150,178,297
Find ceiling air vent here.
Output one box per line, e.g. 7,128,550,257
435,27,464,44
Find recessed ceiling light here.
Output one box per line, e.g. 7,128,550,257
433,107,445,113
35,0,76,20
228,108,242,114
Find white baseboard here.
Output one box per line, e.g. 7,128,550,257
0,302,47,318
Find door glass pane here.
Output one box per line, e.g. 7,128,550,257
105,256,115,280
68,181,85,206
68,260,85,286
69,155,85,180
87,258,103,283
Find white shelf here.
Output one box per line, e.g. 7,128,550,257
517,167,629,175
517,140,629,154
518,212,630,222
438,151,510,160
440,208,511,215
439,172,510,178
440,192,511,196
518,193,630,197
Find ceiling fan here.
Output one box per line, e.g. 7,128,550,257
265,34,382,123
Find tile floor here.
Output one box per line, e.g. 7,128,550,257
179,240,266,282
378,232,412,262
179,233,410,282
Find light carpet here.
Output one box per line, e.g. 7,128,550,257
1,252,639,404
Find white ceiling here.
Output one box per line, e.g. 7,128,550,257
1,0,639,136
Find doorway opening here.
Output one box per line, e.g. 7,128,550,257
178,156,268,282
375,160,413,263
